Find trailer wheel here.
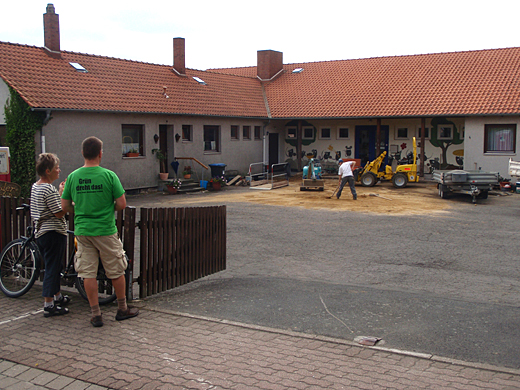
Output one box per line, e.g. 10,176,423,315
360,172,377,187
477,190,489,199
392,173,408,188
438,185,449,199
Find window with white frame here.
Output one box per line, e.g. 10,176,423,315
231,125,239,140
204,125,220,152
182,125,192,142
484,124,516,153
287,128,296,138
303,127,314,139
337,127,349,139
320,128,331,139
416,126,430,140
396,127,409,139
243,125,251,140
122,124,144,157
438,125,453,140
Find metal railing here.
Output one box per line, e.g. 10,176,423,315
248,162,289,190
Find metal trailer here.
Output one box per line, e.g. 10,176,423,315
432,170,499,203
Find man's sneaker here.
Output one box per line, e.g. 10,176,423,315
115,306,139,321
90,315,103,327
44,305,69,317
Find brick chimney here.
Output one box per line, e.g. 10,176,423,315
173,37,186,75
43,4,61,58
257,50,283,81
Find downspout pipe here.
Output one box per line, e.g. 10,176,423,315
40,109,52,153
262,119,271,168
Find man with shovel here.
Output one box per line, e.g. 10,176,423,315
336,159,357,200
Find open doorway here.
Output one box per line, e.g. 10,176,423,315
159,125,172,174
355,125,389,166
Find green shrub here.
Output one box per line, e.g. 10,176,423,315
4,86,44,197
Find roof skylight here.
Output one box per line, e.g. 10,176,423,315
69,62,88,73
292,68,304,73
193,76,206,85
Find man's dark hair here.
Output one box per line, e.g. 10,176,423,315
82,136,103,160
35,153,59,177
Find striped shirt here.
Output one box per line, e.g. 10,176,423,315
30,183,67,238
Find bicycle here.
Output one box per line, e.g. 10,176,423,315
0,204,117,305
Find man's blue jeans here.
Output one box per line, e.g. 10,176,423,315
337,176,357,199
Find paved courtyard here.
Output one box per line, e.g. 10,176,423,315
1,181,519,389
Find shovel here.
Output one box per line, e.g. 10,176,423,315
327,184,340,199
369,193,392,201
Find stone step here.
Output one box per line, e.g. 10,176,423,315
178,186,204,193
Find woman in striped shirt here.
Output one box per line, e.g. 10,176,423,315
30,153,69,317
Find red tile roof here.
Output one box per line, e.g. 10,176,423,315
212,47,520,118
2,41,520,119
0,42,267,118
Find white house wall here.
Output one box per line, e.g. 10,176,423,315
464,115,520,178
274,118,466,170
39,111,265,190
0,79,9,124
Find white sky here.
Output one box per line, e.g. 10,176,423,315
1,0,520,70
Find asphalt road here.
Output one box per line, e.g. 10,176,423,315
128,186,520,370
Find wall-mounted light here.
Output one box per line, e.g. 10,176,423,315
154,134,159,143
175,133,181,142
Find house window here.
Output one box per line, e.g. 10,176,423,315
243,126,251,140
303,127,314,139
122,124,144,157
320,128,331,139
337,128,349,139
287,128,296,138
231,125,239,140
484,124,516,153
438,125,453,140
254,126,261,140
204,125,220,152
182,125,192,142
416,127,430,140
396,127,408,139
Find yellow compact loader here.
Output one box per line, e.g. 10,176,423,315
357,137,419,188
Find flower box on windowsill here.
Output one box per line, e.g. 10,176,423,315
126,152,139,157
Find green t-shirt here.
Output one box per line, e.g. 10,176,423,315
61,166,125,236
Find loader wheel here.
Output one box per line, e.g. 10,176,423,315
360,172,377,187
392,173,408,188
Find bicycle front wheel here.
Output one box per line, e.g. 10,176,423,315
0,239,40,298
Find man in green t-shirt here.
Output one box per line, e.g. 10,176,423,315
62,136,138,327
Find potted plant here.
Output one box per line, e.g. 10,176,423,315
183,166,192,179
126,148,139,157
152,149,168,180
210,176,225,191
165,178,182,195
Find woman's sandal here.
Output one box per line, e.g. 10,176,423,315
44,305,69,317
54,295,71,306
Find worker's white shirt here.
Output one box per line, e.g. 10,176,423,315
338,161,355,177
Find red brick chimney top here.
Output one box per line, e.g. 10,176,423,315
257,50,283,81
173,38,186,75
44,3,61,58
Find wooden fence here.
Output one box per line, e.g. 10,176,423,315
139,206,226,298
0,197,226,299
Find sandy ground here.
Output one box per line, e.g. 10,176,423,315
171,175,453,216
